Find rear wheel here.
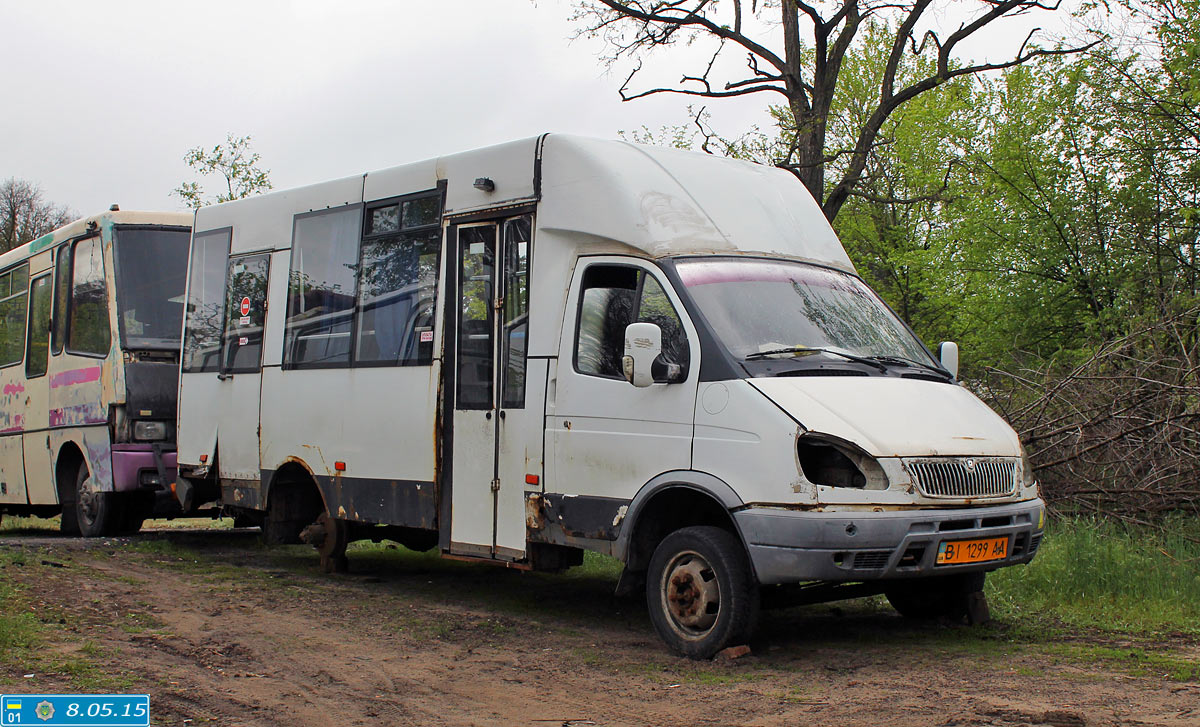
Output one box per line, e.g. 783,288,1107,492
76,462,118,537
886,572,987,621
646,526,759,659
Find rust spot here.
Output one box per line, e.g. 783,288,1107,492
525,493,546,530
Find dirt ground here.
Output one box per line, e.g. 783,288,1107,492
1,526,1197,727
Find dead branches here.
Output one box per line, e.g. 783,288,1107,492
974,309,1200,519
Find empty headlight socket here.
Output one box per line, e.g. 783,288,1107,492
796,435,889,489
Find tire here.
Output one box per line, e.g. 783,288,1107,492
646,526,759,659
885,571,986,620
75,462,117,537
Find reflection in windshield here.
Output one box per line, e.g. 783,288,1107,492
114,227,191,350
675,258,936,366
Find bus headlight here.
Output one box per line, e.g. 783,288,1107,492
134,421,167,441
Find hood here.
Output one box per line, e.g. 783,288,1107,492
749,377,1021,458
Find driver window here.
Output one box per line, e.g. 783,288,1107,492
574,264,689,379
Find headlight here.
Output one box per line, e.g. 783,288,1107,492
1019,444,1036,487
134,421,167,441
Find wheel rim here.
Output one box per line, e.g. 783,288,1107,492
77,475,100,527
660,549,721,638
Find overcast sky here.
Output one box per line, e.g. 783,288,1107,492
1,1,1078,217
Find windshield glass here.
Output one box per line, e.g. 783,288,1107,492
114,227,191,351
675,257,937,366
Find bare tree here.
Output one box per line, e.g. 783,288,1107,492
0,178,73,253
574,1,1098,220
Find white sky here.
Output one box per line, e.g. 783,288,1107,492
0,1,1080,216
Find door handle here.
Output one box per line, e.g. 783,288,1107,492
217,372,232,381
485,411,492,420
498,410,506,420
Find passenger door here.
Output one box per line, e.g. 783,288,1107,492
215,253,270,483
449,216,533,560
21,271,53,504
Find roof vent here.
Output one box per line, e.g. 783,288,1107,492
109,204,120,211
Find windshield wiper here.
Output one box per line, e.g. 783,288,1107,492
864,354,953,378
744,346,888,372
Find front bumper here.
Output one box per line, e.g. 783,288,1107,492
735,498,1044,585
111,444,177,493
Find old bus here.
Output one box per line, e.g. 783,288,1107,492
175,135,1044,657
0,209,192,535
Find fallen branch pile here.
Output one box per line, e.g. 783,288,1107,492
972,310,1200,522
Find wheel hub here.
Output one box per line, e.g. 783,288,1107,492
663,552,719,632
78,476,100,524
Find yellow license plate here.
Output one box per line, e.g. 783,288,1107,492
936,536,1008,565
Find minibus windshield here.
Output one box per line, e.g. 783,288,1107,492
675,257,938,369
114,227,191,351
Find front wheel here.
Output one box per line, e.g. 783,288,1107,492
75,462,118,537
646,526,759,659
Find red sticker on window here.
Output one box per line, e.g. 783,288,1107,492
420,331,433,343
240,297,251,316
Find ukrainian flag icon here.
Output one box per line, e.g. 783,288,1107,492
4,700,20,710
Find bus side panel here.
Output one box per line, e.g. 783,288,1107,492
0,435,27,505
259,364,439,526
176,374,219,468
47,428,113,494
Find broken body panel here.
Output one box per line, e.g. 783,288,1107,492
175,135,1043,655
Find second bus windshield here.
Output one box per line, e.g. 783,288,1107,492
113,227,191,351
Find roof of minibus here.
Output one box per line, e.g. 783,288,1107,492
191,134,855,274
0,210,193,267
537,135,855,273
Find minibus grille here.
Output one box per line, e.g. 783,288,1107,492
905,457,1018,499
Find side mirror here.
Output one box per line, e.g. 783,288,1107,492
937,341,959,379
622,322,662,388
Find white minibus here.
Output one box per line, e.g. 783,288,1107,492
175,136,1044,658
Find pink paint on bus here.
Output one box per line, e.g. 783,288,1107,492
49,366,103,389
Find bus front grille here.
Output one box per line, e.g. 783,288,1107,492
905,457,1019,499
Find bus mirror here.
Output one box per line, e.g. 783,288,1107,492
938,341,959,379
622,322,662,388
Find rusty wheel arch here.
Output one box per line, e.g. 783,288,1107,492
619,481,745,575
261,458,327,545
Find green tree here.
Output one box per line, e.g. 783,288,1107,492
172,133,272,209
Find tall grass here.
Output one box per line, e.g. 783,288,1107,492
988,515,1200,635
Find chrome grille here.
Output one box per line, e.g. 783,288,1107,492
905,457,1018,499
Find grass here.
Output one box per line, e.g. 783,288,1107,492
0,514,60,533
988,515,1200,636
0,549,135,691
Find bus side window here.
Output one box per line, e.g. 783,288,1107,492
0,264,29,366
283,206,360,368
25,274,51,377
354,192,441,366
182,229,232,373
52,245,70,355
67,237,111,356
